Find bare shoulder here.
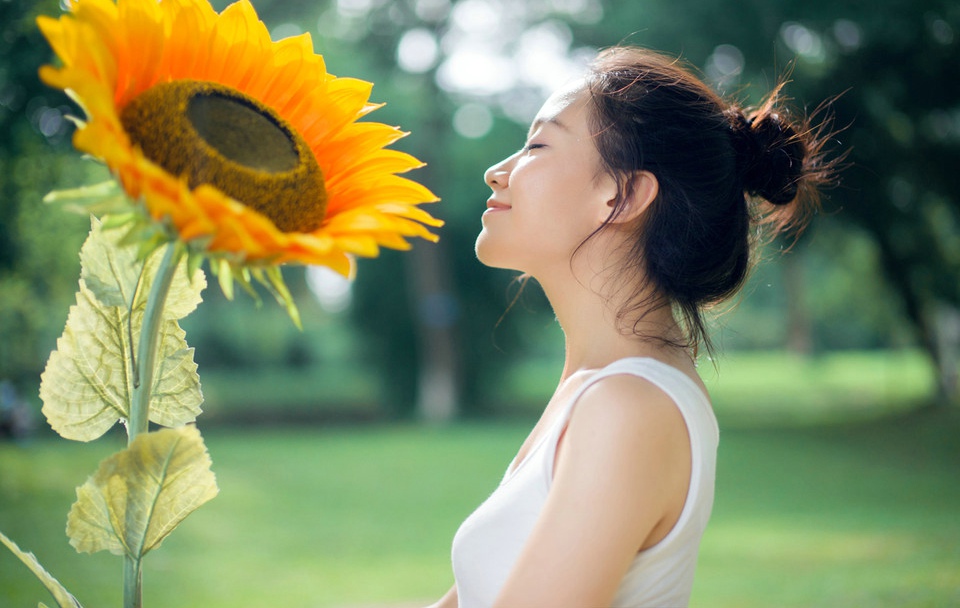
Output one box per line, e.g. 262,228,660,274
567,372,690,443
548,371,694,561
556,371,692,493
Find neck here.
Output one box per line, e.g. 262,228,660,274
533,259,687,383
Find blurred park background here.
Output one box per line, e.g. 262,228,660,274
1,0,959,606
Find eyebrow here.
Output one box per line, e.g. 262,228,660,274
527,116,571,138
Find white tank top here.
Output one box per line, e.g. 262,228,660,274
451,357,719,607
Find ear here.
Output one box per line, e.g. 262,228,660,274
606,170,659,225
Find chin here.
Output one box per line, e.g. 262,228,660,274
474,231,517,270
474,236,497,268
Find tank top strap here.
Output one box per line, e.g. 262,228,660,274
501,357,713,487
555,357,710,428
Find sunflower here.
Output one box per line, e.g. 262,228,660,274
37,0,441,277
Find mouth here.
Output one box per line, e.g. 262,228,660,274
485,199,511,212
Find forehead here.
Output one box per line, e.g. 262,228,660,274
530,78,590,133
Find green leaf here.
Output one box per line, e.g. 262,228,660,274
66,425,218,558
80,216,205,315
40,280,205,440
148,322,203,429
0,530,83,608
79,216,143,309
186,249,206,281
40,282,133,441
259,266,302,330
43,180,130,217
214,258,236,301
209,258,301,327
232,265,262,302
40,221,206,441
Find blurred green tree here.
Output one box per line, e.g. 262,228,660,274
561,0,959,400
796,1,960,402
265,0,960,411
430,0,957,406
314,0,570,420
0,0,95,393
7,0,958,423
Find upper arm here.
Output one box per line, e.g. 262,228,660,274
493,375,692,608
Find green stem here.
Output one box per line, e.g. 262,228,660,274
128,242,183,444
123,556,142,608
124,241,183,608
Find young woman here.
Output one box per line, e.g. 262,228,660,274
431,46,836,608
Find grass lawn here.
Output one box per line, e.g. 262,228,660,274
1,350,957,607
695,407,960,607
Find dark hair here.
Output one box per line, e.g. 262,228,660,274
583,46,839,354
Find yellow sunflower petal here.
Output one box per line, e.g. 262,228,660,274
330,150,428,190
324,207,441,249
366,232,418,251
155,1,219,88
52,23,113,95
283,237,353,276
299,77,375,141
115,0,166,102
330,234,382,258
326,174,439,216
373,202,446,227
202,1,264,85
38,0,440,272
50,0,117,68
313,122,407,175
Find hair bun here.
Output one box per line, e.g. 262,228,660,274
729,109,806,206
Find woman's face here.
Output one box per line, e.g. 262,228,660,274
475,82,617,277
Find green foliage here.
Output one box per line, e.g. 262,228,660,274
7,210,212,606
0,0,90,394
210,260,302,329
0,0,71,261
39,219,205,441
702,349,935,426
43,181,131,218
67,425,218,559
707,222,917,352
573,0,960,389
298,0,960,412
0,530,82,608
6,0,952,418
0,153,98,389
763,1,960,382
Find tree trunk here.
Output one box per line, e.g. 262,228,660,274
407,240,460,423
782,250,813,355
933,303,960,404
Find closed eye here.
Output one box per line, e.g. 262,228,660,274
522,142,546,152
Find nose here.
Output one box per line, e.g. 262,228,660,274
484,154,515,190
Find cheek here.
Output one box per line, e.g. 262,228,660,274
474,166,603,270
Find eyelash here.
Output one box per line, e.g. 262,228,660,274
523,143,545,152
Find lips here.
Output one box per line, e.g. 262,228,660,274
485,199,511,211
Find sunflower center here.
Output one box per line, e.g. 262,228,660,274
120,80,327,233
186,92,299,173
